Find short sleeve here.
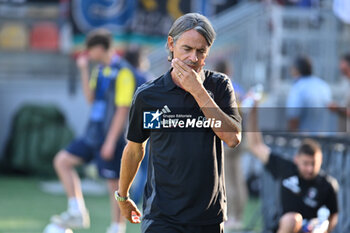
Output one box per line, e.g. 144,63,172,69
89,67,99,90
265,153,296,179
126,90,150,143
216,77,242,128
286,85,302,119
115,68,136,107
324,176,339,215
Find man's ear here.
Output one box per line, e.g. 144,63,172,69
167,36,174,52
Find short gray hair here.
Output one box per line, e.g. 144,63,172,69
166,13,216,61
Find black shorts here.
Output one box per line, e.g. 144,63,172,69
141,218,224,233
65,137,125,179
65,122,126,179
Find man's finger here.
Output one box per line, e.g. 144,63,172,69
173,69,183,81
131,211,141,223
126,216,132,222
172,59,187,75
121,211,132,222
174,58,191,72
133,209,142,216
173,58,191,73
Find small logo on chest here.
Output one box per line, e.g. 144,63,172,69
303,187,318,208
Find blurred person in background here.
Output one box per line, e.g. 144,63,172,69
215,59,247,231
246,103,339,233
51,29,136,233
124,45,152,82
328,52,350,133
286,55,332,133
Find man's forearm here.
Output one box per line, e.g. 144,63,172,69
192,86,241,147
105,107,129,145
246,105,270,164
246,106,263,147
80,68,94,103
327,214,338,233
118,142,145,197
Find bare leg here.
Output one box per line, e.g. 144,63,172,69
51,150,90,229
277,212,303,233
53,150,84,201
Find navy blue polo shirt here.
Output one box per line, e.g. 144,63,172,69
127,69,241,225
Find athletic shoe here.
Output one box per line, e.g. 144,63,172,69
50,209,90,229
43,223,73,233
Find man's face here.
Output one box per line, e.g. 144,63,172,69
87,45,106,62
339,59,350,79
294,152,322,180
290,66,300,79
168,29,210,73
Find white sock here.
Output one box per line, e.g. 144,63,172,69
68,197,85,214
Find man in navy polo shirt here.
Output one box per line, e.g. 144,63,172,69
115,13,242,233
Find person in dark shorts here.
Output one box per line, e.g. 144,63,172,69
246,104,339,233
115,13,242,233
51,29,136,233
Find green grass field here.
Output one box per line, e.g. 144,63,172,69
0,176,262,233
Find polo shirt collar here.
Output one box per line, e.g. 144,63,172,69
164,68,206,91
164,69,177,90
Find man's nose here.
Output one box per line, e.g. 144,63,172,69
189,51,198,63
307,165,314,173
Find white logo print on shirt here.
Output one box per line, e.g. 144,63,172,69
303,187,318,208
282,176,301,194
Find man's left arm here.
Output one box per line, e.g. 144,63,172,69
327,213,338,233
325,177,339,233
192,83,241,148
101,68,136,160
172,59,241,148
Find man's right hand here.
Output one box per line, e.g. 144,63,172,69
246,100,271,165
76,54,89,70
328,102,339,112
118,199,142,224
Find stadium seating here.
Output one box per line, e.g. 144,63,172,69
0,23,28,51
30,22,59,51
